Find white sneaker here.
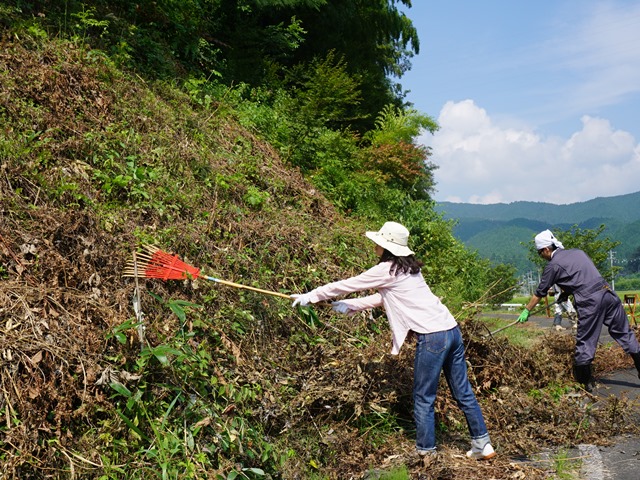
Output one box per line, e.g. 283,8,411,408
554,325,566,331
417,449,436,457
466,443,496,460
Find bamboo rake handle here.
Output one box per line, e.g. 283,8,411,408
203,276,292,299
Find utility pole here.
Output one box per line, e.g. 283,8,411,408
610,250,616,290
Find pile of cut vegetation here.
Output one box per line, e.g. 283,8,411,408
1,35,639,480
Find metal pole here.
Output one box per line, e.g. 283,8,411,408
610,250,616,290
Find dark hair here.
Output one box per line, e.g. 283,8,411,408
379,249,423,275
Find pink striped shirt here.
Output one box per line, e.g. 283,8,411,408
306,262,458,354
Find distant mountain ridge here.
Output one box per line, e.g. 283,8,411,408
435,191,640,224
434,191,640,274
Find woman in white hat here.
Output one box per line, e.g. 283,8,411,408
291,221,495,460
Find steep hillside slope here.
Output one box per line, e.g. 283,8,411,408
0,36,370,478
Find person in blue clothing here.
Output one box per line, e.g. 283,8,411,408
518,230,640,392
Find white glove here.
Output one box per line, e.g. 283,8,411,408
291,293,313,307
331,301,351,314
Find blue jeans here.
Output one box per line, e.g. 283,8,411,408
414,326,489,452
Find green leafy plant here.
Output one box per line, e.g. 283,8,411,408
93,155,159,205
243,186,270,209
379,466,410,480
551,449,580,480
102,294,283,478
70,4,109,41
106,318,143,345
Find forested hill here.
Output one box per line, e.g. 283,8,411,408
435,191,640,224
434,192,640,275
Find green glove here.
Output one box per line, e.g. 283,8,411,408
518,308,530,323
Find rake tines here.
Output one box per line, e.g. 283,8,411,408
123,245,201,281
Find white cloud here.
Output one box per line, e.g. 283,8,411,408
561,116,637,166
423,100,640,204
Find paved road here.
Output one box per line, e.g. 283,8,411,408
571,367,640,480
488,310,640,479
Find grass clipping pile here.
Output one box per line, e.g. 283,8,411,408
3,211,639,479
0,210,127,475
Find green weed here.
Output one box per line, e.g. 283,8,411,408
102,297,282,478
527,382,572,402
70,4,109,41
552,449,580,480
243,186,270,209
481,316,545,348
379,466,410,480
355,412,405,449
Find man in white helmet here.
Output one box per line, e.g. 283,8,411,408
518,230,640,392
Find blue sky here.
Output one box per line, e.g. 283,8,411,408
399,1,640,204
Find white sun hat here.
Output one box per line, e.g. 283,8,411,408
534,229,564,250
365,221,414,257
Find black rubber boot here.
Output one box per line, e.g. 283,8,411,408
573,363,595,392
631,351,640,379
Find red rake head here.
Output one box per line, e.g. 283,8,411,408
124,245,201,281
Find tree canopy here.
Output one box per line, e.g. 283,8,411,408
15,0,419,131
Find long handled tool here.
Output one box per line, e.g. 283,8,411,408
123,245,291,300
483,299,561,338
486,318,520,336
